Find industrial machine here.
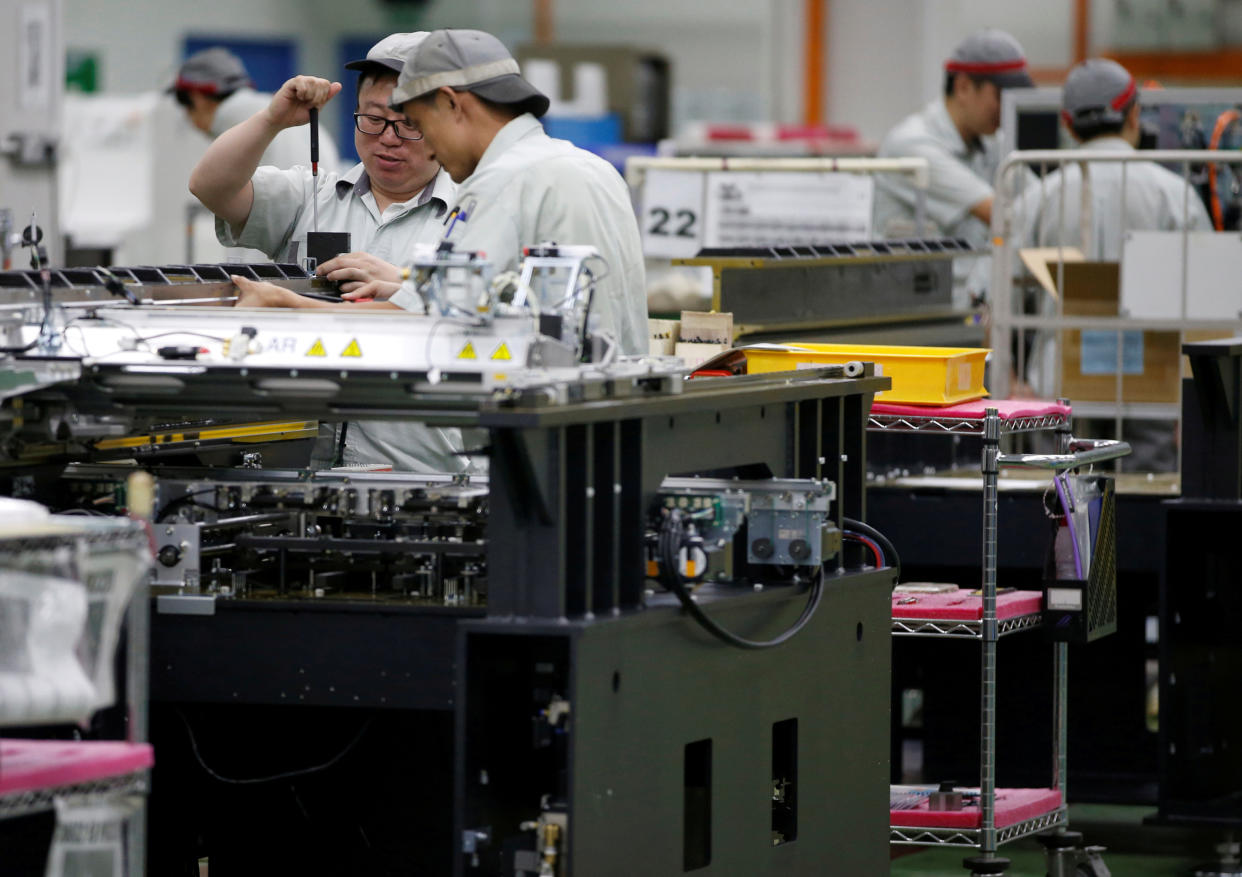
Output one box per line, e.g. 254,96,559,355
0,249,895,874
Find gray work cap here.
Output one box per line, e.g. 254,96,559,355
388,29,550,118
945,29,1034,89
1062,58,1138,129
170,47,251,95
345,32,430,75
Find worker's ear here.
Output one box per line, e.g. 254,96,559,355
441,87,461,114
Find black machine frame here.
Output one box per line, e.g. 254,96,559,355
32,357,895,875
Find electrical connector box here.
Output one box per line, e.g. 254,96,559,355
746,481,835,567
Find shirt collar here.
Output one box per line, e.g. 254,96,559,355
336,163,451,218
1079,136,1135,153
474,113,543,177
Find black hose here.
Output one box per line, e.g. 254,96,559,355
658,511,824,650
842,517,900,573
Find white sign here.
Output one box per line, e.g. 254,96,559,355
641,169,705,259
18,3,53,110
703,171,873,248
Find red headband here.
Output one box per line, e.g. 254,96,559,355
945,58,1028,75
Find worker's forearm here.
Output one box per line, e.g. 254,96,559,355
189,112,286,228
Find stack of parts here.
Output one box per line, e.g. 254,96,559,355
890,788,1063,829
891,590,1044,621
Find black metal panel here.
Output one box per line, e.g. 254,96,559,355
150,600,465,710
718,259,953,325
1157,500,1242,826
456,568,893,877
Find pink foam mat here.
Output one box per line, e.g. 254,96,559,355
0,739,154,796
871,398,1071,420
892,590,1043,621
891,787,1063,829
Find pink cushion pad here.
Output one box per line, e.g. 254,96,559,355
891,787,1062,829
871,398,1071,421
0,739,154,795
892,590,1043,620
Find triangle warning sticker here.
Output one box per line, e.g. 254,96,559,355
306,338,327,357
340,339,362,358
490,342,512,361
458,342,477,360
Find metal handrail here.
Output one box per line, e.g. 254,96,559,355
998,438,1132,471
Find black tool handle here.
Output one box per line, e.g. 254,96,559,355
309,107,319,169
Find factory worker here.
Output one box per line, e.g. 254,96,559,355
873,29,1035,309
173,46,340,175
384,28,648,354
1017,58,1211,257
190,33,455,298
1015,59,1209,471
190,33,472,474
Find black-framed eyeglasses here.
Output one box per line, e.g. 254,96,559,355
353,113,422,141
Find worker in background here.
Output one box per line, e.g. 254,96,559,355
189,33,470,474
232,29,648,356
1017,58,1211,255
1016,59,1210,471
172,46,340,175
873,29,1035,310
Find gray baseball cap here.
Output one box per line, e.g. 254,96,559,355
388,29,550,117
170,47,251,95
1062,58,1137,128
345,32,429,75
945,29,1034,89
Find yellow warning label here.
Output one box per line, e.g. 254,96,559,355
490,341,511,361
306,338,327,357
457,341,477,360
341,339,363,358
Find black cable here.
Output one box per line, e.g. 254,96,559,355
577,266,596,361
842,516,900,572
333,422,350,468
154,488,222,522
176,708,373,785
657,510,824,650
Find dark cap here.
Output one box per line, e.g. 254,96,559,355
169,47,251,95
389,29,550,118
945,29,1034,90
1062,58,1138,129
344,32,430,75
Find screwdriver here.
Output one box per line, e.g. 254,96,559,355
309,106,320,234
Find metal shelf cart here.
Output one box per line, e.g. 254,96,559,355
870,402,1128,873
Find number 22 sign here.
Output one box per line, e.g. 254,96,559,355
640,170,705,259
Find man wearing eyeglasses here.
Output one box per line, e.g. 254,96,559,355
189,33,472,474
190,32,455,300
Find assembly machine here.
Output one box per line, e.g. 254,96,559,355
0,251,894,875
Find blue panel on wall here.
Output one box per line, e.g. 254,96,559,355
182,36,296,94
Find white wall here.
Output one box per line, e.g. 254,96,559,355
825,0,1078,142
64,0,776,133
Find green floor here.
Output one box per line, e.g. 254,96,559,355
890,804,1219,876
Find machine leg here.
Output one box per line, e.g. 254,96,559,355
963,854,1011,875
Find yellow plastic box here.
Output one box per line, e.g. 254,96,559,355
744,343,990,406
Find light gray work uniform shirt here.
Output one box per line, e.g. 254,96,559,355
874,99,1023,308
219,165,474,474
1014,136,1212,402
1015,136,1212,259
390,114,648,355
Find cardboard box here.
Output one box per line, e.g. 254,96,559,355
1053,262,1180,404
